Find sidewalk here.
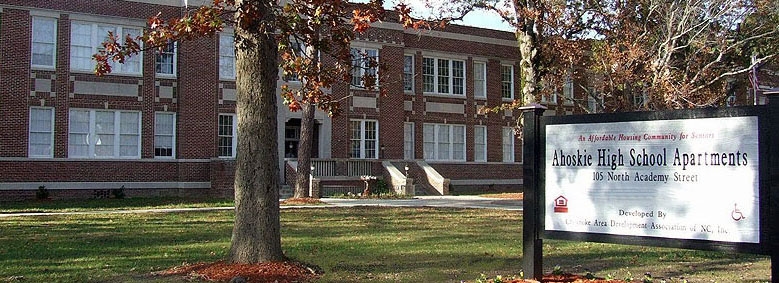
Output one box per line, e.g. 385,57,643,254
0,196,522,218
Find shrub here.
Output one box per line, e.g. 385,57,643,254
111,185,126,199
36,185,49,200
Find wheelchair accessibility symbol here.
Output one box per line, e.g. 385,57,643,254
731,203,744,221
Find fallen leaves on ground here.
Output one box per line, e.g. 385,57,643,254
280,198,325,206
154,260,321,282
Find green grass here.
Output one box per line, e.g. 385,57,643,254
0,197,234,213
0,207,771,282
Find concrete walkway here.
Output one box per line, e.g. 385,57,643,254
0,196,522,218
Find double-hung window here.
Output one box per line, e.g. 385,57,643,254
563,74,574,104
403,55,414,92
31,17,57,68
29,107,55,158
350,119,378,159
473,62,486,99
423,124,466,161
474,125,487,162
351,48,379,87
68,109,141,158
502,127,515,162
422,57,465,95
218,114,237,158
219,33,236,80
156,42,176,76
155,112,176,158
501,64,514,100
70,22,141,74
403,122,414,159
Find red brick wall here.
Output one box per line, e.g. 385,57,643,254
0,9,32,157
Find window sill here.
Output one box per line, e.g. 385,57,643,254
156,73,177,79
423,93,466,99
70,69,143,78
474,97,487,101
31,65,56,71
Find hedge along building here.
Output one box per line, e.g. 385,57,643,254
0,0,597,200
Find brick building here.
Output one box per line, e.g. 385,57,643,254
0,0,537,200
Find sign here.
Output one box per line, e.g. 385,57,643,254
544,116,760,243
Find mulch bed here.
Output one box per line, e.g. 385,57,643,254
154,261,321,282
279,198,325,206
499,273,627,282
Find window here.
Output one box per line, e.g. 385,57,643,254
154,112,176,158
156,42,176,76
32,17,57,68
68,109,141,158
70,22,141,74
423,123,466,161
633,92,647,109
283,41,306,82
29,107,54,157
404,122,414,159
473,62,486,99
474,125,486,162
563,74,574,104
219,33,236,79
587,88,602,113
422,57,465,95
501,64,514,99
502,127,515,162
403,55,414,92
351,48,379,87
349,119,378,159
218,114,237,158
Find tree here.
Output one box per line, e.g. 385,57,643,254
96,0,411,264
275,0,384,199
415,0,777,112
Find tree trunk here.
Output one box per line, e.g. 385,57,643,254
294,102,315,198
228,0,284,263
514,0,540,105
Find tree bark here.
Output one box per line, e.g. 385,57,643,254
228,0,285,263
294,102,315,198
514,0,540,105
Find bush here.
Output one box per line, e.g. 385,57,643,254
111,186,126,199
36,185,49,200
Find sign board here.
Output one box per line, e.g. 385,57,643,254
544,116,760,243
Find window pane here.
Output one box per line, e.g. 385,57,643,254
403,55,414,91
156,42,175,75
404,123,414,159
437,125,449,160
452,61,464,95
422,58,435,93
437,59,449,93
501,65,513,99
503,127,514,162
29,108,53,157
474,126,486,162
474,62,486,98
452,125,465,160
219,34,236,79
423,124,435,160
70,23,93,70
32,17,56,67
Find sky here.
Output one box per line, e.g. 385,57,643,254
356,0,515,32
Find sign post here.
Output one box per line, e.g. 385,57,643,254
522,104,773,280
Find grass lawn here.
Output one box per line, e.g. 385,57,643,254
0,197,234,214
0,207,771,282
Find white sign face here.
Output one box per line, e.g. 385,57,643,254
544,116,760,243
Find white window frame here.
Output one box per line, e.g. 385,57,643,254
422,56,466,96
70,21,142,75
423,123,466,161
563,74,574,105
219,33,236,80
501,64,514,100
403,122,414,159
403,54,414,93
67,109,141,159
155,41,177,77
31,16,57,69
29,107,55,158
473,61,486,99
474,125,487,162
502,127,515,162
349,119,379,159
218,113,237,158
154,112,176,158
351,47,379,88
634,92,648,109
